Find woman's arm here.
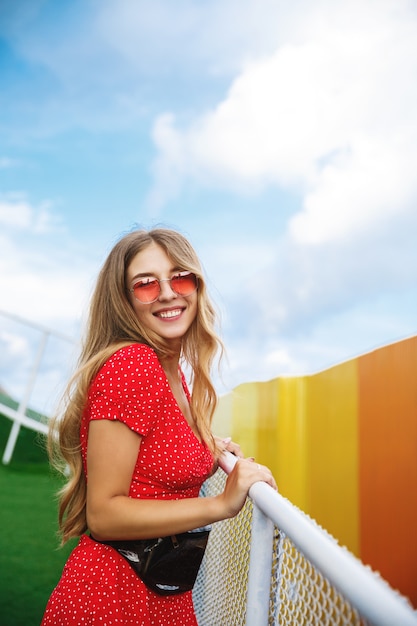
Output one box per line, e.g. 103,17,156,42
86,420,276,541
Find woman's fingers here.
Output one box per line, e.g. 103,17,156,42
236,457,278,491
215,436,245,459
255,463,278,491
219,456,278,519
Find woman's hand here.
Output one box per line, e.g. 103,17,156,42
214,436,244,459
218,457,277,519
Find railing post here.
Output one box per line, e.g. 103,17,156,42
217,452,275,625
245,503,274,625
2,330,49,464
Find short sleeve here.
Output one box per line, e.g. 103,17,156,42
86,344,165,436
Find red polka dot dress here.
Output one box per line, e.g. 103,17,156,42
41,343,214,626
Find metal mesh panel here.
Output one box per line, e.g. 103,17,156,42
193,469,368,626
271,531,367,625
194,469,253,626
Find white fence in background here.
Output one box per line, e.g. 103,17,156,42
0,309,77,464
193,452,417,626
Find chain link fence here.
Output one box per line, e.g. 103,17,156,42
194,464,416,626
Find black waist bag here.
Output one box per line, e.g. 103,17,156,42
92,526,211,596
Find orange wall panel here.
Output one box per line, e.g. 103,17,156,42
358,336,417,606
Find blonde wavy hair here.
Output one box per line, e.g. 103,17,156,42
48,228,223,544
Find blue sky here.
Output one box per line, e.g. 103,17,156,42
1,0,417,411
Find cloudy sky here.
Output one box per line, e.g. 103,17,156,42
1,0,417,411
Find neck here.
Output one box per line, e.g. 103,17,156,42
160,353,181,378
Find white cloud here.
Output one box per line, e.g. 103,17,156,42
0,195,95,330
96,0,292,76
0,264,89,327
0,330,27,358
0,197,32,229
0,194,64,233
144,0,417,362
148,0,417,244
146,114,185,215
290,136,417,244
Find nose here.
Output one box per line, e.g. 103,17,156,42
158,278,177,301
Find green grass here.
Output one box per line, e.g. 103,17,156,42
0,413,76,626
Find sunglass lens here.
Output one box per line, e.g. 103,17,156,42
133,279,160,303
171,272,198,295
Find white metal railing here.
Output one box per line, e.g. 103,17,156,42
0,309,77,464
193,451,417,626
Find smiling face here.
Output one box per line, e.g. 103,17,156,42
126,241,198,350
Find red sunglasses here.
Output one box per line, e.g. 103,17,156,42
129,271,198,304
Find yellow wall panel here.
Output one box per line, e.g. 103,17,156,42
276,377,308,510
254,379,280,474
229,382,260,460
305,360,359,555
212,392,233,440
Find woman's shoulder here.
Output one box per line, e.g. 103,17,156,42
109,342,158,364
94,343,161,382
89,343,163,397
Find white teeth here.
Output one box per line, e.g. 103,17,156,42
158,309,182,319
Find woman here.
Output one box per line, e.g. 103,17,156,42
42,227,276,625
